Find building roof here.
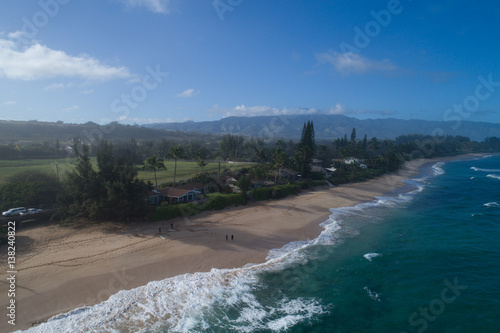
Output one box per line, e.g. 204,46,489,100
159,187,200,198
176,183,206,191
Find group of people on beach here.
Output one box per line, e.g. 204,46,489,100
226,234,234,241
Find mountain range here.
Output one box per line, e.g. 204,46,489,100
1,115,499,144
145,115,500,142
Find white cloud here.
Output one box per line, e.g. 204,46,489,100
7,31,24,39
0,38,130,81
82,88,94,94
120,0,170,13
316,51,398,75
3,101,16,105
176,88,199,98
116,116,193,124
62,105,79,112
44,83,66,91
325,104,347,115
221,104,347,118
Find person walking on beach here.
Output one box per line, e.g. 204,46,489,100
231,235,234,241
226,234,228,241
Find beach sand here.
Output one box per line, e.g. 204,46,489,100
0,156,476,331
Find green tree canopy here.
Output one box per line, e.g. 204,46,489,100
63,142,149,220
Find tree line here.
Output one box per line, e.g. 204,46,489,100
1,121,499,221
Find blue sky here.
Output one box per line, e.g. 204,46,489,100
0,0,499,125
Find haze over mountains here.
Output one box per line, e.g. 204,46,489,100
1,115,499,143
145,115,500,142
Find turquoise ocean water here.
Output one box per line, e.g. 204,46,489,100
25,155,500,333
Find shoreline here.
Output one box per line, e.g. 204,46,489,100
0,154,483,331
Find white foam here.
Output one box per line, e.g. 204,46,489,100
364,287,382,302
24,239,331,333
487,174,500,180
264,298,327,331
363,253,382,262
484,202,500,208
432,162,445,176
471,167,500,172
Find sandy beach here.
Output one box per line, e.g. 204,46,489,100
0,155,477,331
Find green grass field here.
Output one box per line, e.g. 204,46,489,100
0,158,78,184
0,158,248,185
138,160,246,186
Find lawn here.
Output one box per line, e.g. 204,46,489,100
0,158,248,185
138,160,247,186
0,158,77,184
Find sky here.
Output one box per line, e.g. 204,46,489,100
0,0,499,126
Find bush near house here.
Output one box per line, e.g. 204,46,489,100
251,184,301,201
152,193,246,221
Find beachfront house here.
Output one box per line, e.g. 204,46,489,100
160,187,201,203
344,157,368,169
147,183,207,205
175,183,208,194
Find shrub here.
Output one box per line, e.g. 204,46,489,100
205,193,247,210
152,203,199,221
228,193,247,206
252,187,272,201
271,184,300,199
205,195,230,210
312,180,326,187
252,184,300,201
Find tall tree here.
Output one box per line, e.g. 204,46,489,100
220,134,245,160
272,148,287,185
350,127,357,143
297,120,316,176
144,155,166,192
198,159,208,173
168,145,185,205
65,142,148,220
255,148,267,165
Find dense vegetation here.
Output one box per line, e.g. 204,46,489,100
1,120,499,222
57,142,150,220
0,171,62,211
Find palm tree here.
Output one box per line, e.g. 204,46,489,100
198,159,208,173
255,148,267,165
145,155,166,206
167,145,185,205
145,155,165,190
272,148,287,185
195,149,202,174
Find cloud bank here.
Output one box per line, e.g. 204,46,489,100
0,39,130,81
119,0,170,13
316,51,398,75
221,104,347,118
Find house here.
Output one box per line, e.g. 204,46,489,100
311,166,327,175
175,183,208,194
147,183,207,205
224,177,238,186
312,159,323,167
344,157,368,169
159,187,202,203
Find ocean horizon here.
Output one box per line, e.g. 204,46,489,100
22,154,500,333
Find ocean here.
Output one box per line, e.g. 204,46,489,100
24,154,500,333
